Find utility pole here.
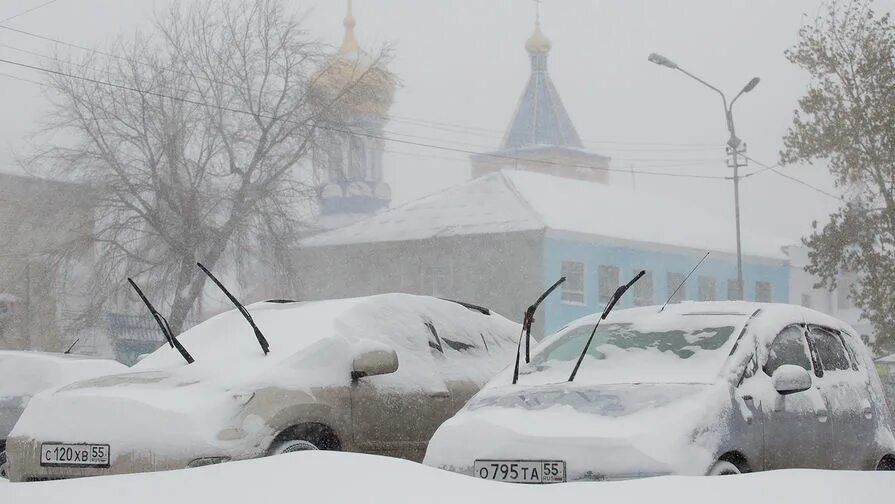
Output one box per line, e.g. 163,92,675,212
648,52,759,300
726,138,748,302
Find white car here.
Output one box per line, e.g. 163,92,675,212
0,351,127,479
424,302,895,482
6,294,520,481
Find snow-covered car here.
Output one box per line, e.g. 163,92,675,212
6,294,520,482
424,301,895,482
0,351,128,479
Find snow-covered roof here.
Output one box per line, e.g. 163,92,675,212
301,170,791,260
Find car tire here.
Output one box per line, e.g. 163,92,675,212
877,456,895,471
707,460,741,476
270,439,319,455
0,450,8,480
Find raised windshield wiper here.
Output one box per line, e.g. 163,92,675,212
512,276,566,385
127,278,195,364
63,338,80,354
567,270,645,383
196,262,270,355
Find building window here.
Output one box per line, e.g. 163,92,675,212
666,272,686,304
755,281,773,302
727,278,740,301
422,265,451,298
698,276,717,301
561,261,585,305
598,265,620,304
801,294,812,308
633,270,654,306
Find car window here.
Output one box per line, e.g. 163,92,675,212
764,325,812,376
808,327,851,372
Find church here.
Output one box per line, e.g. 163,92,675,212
298,3,791,334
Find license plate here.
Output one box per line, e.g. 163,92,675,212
474,459,566,483
40,443,110,468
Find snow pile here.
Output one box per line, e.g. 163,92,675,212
0,451,891,504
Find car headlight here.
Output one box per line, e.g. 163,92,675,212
187,456,231,468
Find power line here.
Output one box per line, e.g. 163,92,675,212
742,154,841,201
0,55,736,182
768,167,841,201
0,25,727,153
0,70,46,87
0,0,60,24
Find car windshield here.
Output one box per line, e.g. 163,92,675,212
521,314,743,385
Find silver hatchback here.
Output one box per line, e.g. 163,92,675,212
424,302,895,481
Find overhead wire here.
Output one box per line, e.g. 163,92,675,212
0,0,60,24
741,154,841,201
0,55,737,182
0,24,726,153
0,30,844,192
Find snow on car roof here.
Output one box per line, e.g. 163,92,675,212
0,351,128,398
57,293,521,401
301,170,791,260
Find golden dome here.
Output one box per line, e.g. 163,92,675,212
525,24,552,53
313,0,394,117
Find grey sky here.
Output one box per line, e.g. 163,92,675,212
1,0,890,244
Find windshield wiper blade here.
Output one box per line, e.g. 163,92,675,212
567,270,645,383
127,278,195,364
196,262,270,355
512,276,566,385
63,338,80,355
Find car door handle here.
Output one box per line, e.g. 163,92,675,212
429,392,450,399
816,409,829,422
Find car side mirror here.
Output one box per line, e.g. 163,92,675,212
351,349,399,381
772,364,812,395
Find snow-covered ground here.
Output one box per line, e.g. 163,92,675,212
0,452,891,503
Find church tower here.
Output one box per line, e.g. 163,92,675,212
315,0,395,226
471,5,610,183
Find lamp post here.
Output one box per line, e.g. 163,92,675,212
648,53,759,301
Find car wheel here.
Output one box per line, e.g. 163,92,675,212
0,450,8,480
270,439,319,455
877,456,895,471
707,460,741,476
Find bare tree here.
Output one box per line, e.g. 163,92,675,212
30,0,390,335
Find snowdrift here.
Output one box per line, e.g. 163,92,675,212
0,451,891,503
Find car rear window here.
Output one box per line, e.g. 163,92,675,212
808,327,851,371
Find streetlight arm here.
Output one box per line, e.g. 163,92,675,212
675,67,729,112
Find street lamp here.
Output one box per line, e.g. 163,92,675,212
647,52,760,301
